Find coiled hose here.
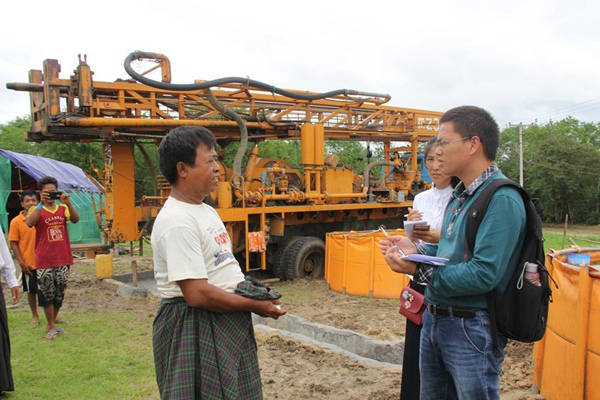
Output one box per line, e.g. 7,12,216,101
124,51,390,102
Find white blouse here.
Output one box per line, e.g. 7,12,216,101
411,185,454,233
0,228,19,289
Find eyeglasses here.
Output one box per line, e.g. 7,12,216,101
436,136,472,148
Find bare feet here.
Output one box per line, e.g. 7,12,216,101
31,317,40,327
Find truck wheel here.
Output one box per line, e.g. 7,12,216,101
284,237,325,280
274,237,302,281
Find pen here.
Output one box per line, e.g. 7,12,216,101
378,225,407,257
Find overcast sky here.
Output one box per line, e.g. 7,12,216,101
1,0,598,128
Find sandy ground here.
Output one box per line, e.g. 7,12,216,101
5,256,544,399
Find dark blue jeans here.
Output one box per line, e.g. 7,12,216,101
419,310,507,400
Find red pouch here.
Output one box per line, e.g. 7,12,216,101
399,286,425,326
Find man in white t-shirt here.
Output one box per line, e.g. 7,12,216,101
151,126,285,400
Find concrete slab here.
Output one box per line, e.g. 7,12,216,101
137,278,160,298
253,313,404,365
107,270,160,298
103,278,149,299
254,324,402,372
112,270,154,283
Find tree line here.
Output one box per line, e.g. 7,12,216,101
496,117,600,224
1,116,599,224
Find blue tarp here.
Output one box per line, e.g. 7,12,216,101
0,149,101,193
0,149,104,242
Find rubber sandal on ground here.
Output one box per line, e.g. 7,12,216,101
55,327,65,334
44,331,58,340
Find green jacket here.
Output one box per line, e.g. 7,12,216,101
424,170,526,309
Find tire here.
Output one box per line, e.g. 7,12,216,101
274,237,303,281
284,237,325,280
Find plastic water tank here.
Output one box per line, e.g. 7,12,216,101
325,229,410,299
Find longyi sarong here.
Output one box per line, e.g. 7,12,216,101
152,297,262,400
0,289,14,392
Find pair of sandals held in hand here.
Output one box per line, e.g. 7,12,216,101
235,276,282,300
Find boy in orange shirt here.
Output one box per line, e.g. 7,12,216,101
9,190,40,326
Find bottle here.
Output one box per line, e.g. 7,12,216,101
524,262,541,286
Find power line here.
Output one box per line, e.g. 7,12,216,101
537,98,600,124
549,103,600,121
545,97,600,115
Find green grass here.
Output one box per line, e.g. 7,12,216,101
7,310,157,399
543,231,600,251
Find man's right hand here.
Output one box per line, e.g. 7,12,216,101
378,235,417,256
40,190,51,202
20,262,32,276
253,300,286,319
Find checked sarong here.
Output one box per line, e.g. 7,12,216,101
152,298,262,400
0,290,14,392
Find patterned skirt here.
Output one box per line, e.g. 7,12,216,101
152,297,262,400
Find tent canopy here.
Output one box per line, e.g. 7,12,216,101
0,149,104,244
0,149,101,192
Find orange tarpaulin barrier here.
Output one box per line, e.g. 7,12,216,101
533,248,600,400
325,229,410,299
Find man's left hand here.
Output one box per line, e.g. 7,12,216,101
60,192,70,204
10,286,21,305
383,247,418,275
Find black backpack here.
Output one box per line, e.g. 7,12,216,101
465,179,556,348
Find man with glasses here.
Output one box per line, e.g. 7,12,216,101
380,106,526,399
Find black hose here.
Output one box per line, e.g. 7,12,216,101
204,89,247,188
124,51,390,102
258,109,298,128
364,160,394,190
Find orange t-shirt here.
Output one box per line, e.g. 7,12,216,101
8,211,37,269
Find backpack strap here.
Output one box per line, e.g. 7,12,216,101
465,178,528,253
464,178,528,353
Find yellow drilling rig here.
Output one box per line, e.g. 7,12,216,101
7,52,441,279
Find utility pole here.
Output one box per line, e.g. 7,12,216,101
508,122,534,187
